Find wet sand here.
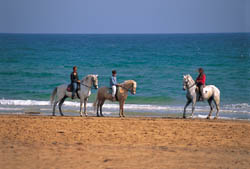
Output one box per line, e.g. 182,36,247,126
0,114,250,169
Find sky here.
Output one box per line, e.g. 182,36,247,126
0,0,249,34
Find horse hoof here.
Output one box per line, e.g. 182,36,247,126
183,116,186,119
207,116,211,119
214,117,218,120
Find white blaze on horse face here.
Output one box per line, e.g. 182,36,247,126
183,76,187,90
95,76,99,88
132,82,137,94
92,75,98,89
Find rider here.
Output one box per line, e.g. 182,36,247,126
196,68,206,101
71,66,80,99
110,70,121,101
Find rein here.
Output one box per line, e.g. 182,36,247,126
186,81,196,89
120,84,133,92
80,81,96,89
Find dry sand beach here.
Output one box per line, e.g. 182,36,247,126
0,115,250,169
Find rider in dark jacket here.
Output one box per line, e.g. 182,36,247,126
71,66,80,99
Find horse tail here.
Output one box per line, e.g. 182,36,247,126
50,87,57,105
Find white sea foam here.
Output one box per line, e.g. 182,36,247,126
0,99,250,115
0,107,23,111
195,114,234,120
0,99,50,106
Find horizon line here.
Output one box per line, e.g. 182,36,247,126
0,31,249,35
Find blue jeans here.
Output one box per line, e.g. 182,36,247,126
72,82,77,98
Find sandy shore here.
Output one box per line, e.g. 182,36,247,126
0,115,250,169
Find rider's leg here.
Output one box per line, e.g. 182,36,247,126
197,83,202,101
112,85,116,101
72,82,77,99
200,85,204,101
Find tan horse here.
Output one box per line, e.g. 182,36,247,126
93,80,137,117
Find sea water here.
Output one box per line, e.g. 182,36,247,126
0,33,249,119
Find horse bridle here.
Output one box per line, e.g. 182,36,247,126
80,77,98,89
121,83,134,92
184,79,196,90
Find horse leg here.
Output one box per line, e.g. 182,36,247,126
96,100,100,117
121,101,125,117
79,100,84,117
119,101,125,117
214,98,220,119
83,98,88,117
207,98,214,119
58,96,66,116
183,100,191,118
52,101,59,116
191,99,196,118
100,100,105,117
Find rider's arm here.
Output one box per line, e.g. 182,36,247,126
201,74,206,85
111,76,117,86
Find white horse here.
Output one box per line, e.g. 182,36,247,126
50,74,98,116
183,74,220,119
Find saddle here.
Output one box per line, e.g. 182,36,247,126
109,87,119,101
67,84,80,99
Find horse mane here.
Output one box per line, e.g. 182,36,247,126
121,80,137,88
186,74,195,84
122,80,135,85
81,74,93,82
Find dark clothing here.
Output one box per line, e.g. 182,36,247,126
197,82,204,101
72,82,78,98
197,82,204,93
70,72,79,99
71,72,79,84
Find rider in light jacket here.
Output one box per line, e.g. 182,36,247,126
110,70,121,101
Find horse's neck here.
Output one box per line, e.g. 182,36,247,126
187,77,196,92
81,78,91,90
118,83,128,94
122,83,131,90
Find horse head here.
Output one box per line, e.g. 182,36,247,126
123,80,137,95
131,80,137,95
91,74,99,89
183,74,193,90
82,74,99,89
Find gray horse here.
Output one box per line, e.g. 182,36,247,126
50,74,98,116
183,74,220,119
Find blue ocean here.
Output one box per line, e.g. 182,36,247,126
0,33,250,119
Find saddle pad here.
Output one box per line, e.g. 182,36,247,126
67,84,72,92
